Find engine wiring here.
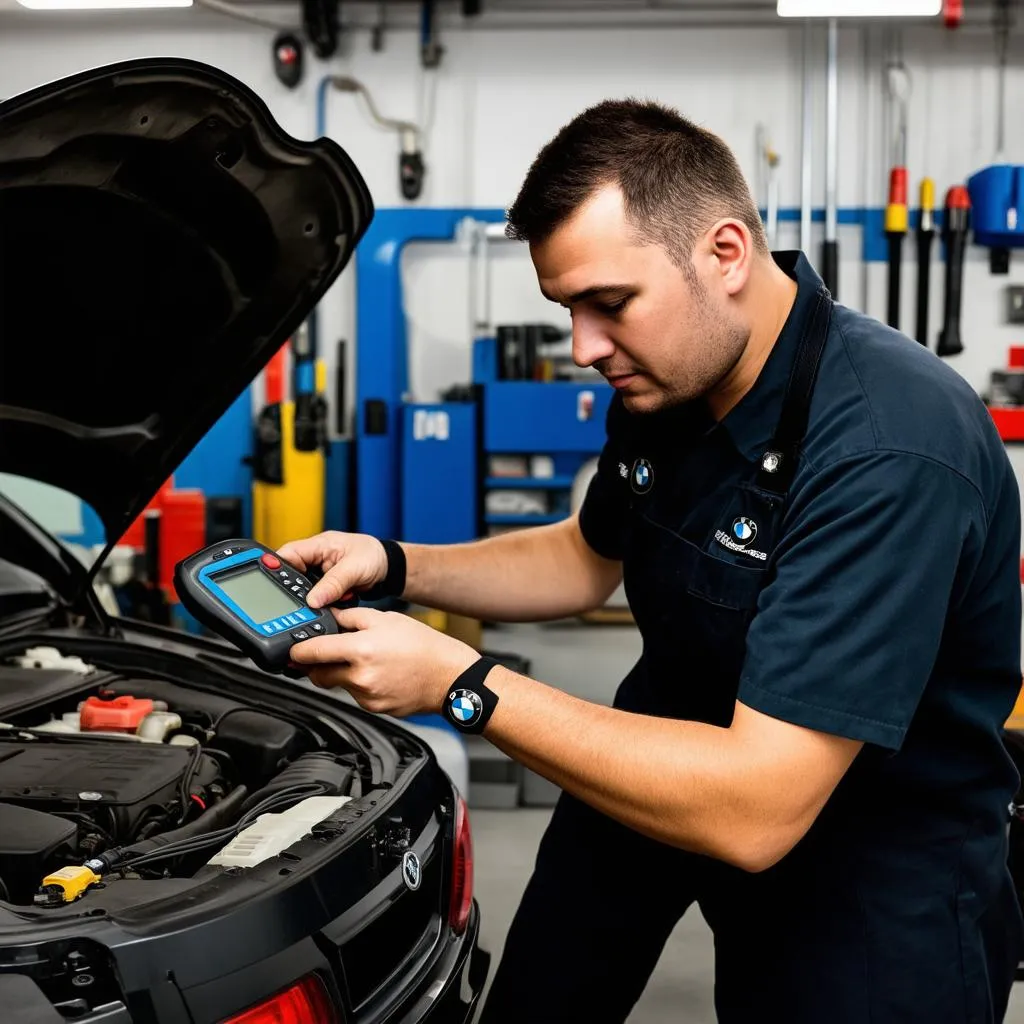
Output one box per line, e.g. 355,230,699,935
93,783,332,876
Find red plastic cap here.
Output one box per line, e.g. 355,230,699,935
80,696,155,733
888,167,908,206
943,0,963,28
946,185,971,210
1009,347,1024,369
222,975,338,1024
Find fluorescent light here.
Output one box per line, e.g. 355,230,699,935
17,0,191,8
778,0,939,15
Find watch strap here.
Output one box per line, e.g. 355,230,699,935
443,657,501,734
361,540,407,601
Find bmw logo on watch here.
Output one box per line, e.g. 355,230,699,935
448,688,483,727
401,850,422,891
630,457,654,494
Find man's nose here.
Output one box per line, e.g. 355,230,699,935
572,314,616,368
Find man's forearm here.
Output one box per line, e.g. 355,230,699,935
399,515,621,622
478,667,861,873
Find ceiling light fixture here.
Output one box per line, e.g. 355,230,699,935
778,0,940,15
17,0,191,9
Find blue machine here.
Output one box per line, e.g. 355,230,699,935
968,164,1024,252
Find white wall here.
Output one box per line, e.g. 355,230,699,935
1,9,1022,407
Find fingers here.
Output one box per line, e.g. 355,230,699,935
276,534,332,574
290,631,363,666
331,606,382,631
307,568,361,609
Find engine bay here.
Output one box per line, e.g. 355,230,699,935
0,646,368,908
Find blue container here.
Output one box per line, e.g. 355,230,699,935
967,164,1024,249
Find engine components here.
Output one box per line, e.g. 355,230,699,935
208,795,351,868
240,752,354,814
0,803,77,904
34,865,101,907
0,740,223,842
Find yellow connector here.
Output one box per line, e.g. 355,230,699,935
37,865,101,905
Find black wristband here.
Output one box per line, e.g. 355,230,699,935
361,539,407,601
442,657,501,734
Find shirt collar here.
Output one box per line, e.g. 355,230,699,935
718,250,826,462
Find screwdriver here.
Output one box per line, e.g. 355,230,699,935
937,185,970,358
886,166,909,330
915,178,936,346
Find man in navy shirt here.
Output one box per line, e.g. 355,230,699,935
284,99,1024,1021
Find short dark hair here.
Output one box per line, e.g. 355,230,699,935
506,98,768,266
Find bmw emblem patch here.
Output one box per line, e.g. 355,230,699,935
402,850,422,891
448,688,482,727
731,516,758,547
630,458,654,494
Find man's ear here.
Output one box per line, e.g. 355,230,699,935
706,219,753,297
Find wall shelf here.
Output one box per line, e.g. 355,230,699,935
484,476,577,490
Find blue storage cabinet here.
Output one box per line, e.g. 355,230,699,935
480,379,612,531
401,401,478,544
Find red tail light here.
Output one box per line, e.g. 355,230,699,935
448,794,474,935
220,974,338,1024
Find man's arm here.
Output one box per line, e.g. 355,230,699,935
400,513,622,622
480,671,861,872
279,515,622,624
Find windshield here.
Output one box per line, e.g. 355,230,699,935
0,475,105,549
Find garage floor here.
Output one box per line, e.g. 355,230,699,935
471,621,1024,1022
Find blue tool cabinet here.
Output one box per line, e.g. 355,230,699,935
401,400,478,544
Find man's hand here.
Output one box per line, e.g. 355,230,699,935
288,607,479,718
277,531,390,609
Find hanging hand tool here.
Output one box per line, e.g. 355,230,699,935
822,17,839,298
915,178,936,346
886,169,909,330
937,185,970,358
884,58,910,330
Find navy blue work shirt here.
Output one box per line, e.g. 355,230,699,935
579,251,1024,1019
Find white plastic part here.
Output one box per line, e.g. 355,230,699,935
12,647,94,673
208,795,352,869
136,712,182,743
169,734,200,748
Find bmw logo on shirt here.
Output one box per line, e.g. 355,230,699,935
630,458,654,494
448,688,483,726
731,516,758,546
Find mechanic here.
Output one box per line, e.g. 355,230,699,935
282,100,1024,1023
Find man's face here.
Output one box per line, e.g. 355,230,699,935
531,184,748,414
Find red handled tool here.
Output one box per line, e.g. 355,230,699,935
937,185,971,357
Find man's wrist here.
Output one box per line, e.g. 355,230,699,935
362,540,407,601
441,657,501,734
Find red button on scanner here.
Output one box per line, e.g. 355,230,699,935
261,553,281,570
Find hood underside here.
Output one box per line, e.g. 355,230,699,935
0,58,373,548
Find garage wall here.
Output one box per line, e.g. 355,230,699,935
0,9,1021,409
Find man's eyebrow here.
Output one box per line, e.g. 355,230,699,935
540,284,633,305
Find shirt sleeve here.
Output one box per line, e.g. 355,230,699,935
578,398,629,561
737,449,985,751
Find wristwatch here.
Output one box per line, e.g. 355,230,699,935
442,657,500,734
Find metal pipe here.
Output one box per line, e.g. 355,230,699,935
801,20,813,254
821,16,839,297
825,17,838,246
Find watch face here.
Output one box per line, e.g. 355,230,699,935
448,688,483,727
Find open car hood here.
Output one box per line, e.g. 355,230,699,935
0,58,373,567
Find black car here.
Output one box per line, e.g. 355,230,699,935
0,58,489,1022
